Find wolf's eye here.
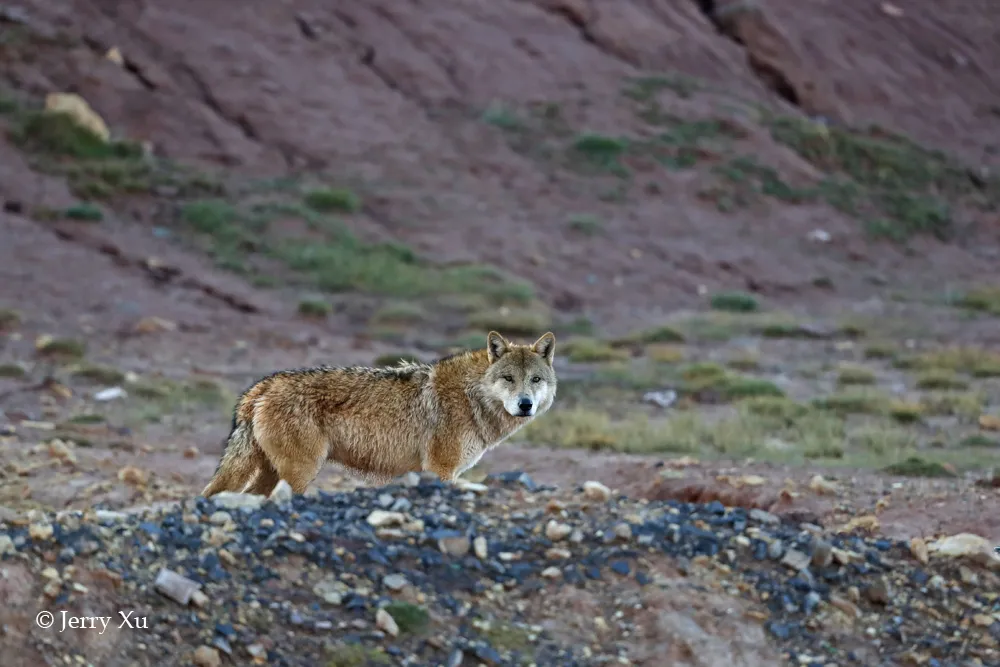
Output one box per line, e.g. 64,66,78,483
503,375,514,382
531,376,541,383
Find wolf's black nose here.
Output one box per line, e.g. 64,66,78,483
518,397,533,412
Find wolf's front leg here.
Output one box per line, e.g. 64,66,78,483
424,435,461,483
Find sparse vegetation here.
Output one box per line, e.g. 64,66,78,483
325,643,392,667
766,115,998,242
35,337,86,359
0,308,20,330
381,602,429,635
69,363,126,384
914,369,968,391
836,364,877,386
466,307,551,337
709,291,760,313
561,338,629,363
883,456,955,478
63,203,103,221
0,363,26,378
567,213,604,235
956,286,1000,316
303,187,361,214
297,298,331,318
176,198,537,304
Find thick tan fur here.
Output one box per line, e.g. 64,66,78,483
201,331,557,497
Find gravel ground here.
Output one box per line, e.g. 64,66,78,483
1,472,999,667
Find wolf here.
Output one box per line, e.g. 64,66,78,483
201,330,557,497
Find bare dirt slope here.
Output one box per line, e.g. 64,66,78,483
2,2,1000,664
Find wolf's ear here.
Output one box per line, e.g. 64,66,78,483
487,331,509,363
533,332,556,365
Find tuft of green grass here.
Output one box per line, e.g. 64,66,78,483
812,389,891,416
0,309,20,330
479,620,534,655
382,602,429,635
481,102,524,130
914,369,968,391
883,456,955,478
888,400,924,424
612,324,686,347
0,363,27,378
63,203,103,221
567,213,603,235
677,363,784,401
918,391,983,419
956,286,1000,316
325,643,391,667
560,338,629,363
297,299,330,318
836,364,877,386
303,187,361,214
69,363,126,385
959,434,1000,448
35,337,86,359
741,396,810,422
570,133,629,176
466,308,551,337
863,341,897,360
10,109,141,159
709,291,760,313
900,346,1000,378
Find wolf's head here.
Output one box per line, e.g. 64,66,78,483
483,330,557,418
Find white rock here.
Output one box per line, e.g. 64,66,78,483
376,608,399,637
366,510,405,528
582,480,611,502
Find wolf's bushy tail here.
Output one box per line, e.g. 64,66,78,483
201,419,263,496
